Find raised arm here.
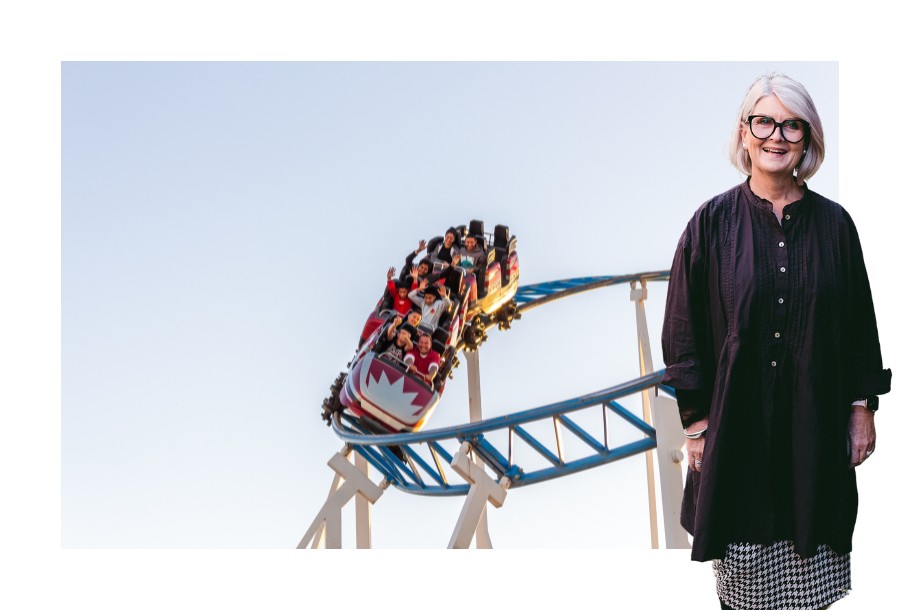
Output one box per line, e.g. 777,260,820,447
400,241,428,277
407,287,426,307
385,315,402,341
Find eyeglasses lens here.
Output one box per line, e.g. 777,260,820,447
749,117,806,143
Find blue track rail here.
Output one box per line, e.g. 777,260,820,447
514,270,669,312
330,270,676,497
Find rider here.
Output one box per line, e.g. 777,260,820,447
428,228,460,265
374,316,416,361
399,240,434,282
458,234,485,274
406,307,422,329
404,330,440,384
385,267,418,316
407,280,449,328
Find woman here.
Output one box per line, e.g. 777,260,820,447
661,73,890,610
428,228,460,264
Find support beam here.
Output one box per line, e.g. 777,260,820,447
448,442,509,549
298,450,385,549
355,451,372,549
651,395,691,549
631,280,691,549
631,279,659,549
463,350,492,549
310,472,342,549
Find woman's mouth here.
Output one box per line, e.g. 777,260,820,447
763,147,787,156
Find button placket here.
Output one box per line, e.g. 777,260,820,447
772,223,789,376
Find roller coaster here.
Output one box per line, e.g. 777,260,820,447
299,227,691,550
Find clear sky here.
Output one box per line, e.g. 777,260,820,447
62,62,846,550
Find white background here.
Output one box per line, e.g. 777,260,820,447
3,2,898,609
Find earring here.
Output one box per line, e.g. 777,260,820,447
803,149,807,155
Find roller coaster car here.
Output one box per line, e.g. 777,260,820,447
329,221,520,434
357,221,519,347
456,221,520,321
340,351,442,433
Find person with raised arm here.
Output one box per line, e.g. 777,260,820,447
374,315,416,362
384,266,418,316
407,279,449,328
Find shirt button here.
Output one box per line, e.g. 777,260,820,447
775,332,781,338
779,241,785,247
785,214,791,220
772,361,777,367
780,267,786,272
778,298,784,304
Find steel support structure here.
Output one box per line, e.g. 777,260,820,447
631,279,659,549
447,442,510,549
298,447,386,549
305,270,690,549
459,350,493,548
631,279,691,549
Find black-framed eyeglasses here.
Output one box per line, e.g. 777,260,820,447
747,115,809,143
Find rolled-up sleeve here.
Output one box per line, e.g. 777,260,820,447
662,211,715,427
843,211,892,399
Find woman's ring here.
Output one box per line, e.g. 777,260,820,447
866,450,873,457
695,459,702,467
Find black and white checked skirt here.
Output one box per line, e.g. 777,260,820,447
712,541,850,610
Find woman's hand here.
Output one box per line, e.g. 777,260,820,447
686,418,709,473
848,405,876,468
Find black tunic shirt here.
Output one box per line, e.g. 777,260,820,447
661,180,891,562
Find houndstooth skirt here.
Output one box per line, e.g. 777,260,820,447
712,541,851,610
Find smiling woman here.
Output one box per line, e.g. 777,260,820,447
662,73,890,610
730,73,826,193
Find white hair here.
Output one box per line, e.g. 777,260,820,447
728,72,825,186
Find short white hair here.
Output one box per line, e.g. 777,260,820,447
729,72,825,186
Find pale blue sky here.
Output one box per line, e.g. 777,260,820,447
62,62,841,549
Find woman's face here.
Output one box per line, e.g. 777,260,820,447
741,95,806,180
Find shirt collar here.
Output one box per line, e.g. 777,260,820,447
741,177,809,217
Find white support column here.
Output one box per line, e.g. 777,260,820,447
354,451,372,549
310,472,342,549
297,449,386,549
651,394,691,549
631,279,691,549
631,279,660,549
447,442,510,549
463,350,492,549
